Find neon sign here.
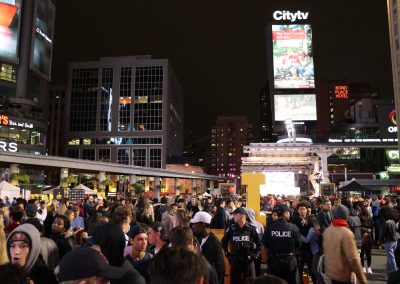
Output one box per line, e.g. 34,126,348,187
388,110,397,133
334,85,349,99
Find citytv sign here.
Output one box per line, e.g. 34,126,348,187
388,110,397,133
273,10,309,22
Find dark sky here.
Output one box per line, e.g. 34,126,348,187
52,0,393,144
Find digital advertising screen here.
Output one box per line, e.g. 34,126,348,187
272,24,314,89
31,0,55,80
260,172,300,196
0,0,21,62
274,94,317,121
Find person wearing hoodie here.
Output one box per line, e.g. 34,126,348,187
90,222,146,284
51,214,74,260
342,199,362,250
244,207,264,277
6,223,57,284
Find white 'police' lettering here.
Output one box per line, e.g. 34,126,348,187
232,236,250,242
271,231,292,237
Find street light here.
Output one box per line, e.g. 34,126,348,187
285,118,296,143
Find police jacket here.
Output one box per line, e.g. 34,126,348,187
262,218,301,256
221,222,262,262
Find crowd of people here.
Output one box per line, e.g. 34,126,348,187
0,193,399,284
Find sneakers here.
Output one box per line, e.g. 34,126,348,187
363,267,367,273
366,267,373,274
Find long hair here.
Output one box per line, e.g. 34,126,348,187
0,218,8,265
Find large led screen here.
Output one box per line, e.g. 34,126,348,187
274,94,316,121
31,0,55,80
0,0,21,62
272,24,314,89
260,172,300,196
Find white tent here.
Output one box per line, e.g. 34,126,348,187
42,184,61,195
0,180,21,200
73,184,96,195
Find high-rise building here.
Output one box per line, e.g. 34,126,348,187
260,86,274,142
205,116,253,179
387,0,400,146
47,84,67,156
64,56,183,169
0,0,56,155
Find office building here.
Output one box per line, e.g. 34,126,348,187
65,56,183,169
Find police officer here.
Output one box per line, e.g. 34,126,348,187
263,204,302,284
221,207,261,284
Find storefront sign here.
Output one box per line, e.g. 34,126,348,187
0,141,18,152
0,114,33,129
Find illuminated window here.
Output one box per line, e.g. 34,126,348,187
83,138,91,145
68,139,80,145
0,64,16,83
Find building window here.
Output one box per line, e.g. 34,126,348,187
149,148,162,168
117,148,130,165
0,63,16,83
70,69,99,131
82,149,95,160
68,149,79,159
100,68,113,131
134,66,163,131
133,148,146,167
98,148,111,162
119,67,132,131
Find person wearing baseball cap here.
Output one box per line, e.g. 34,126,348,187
7,223,57,283
222,207,262,284
147,222,168,255
191,211,225,284
57,248,128,284
126,225,152,283
262,203,302,284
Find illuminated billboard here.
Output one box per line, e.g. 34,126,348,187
260,172,300,196
31,0,55,80
0,0,21,62
274,94,316,121
272,24,314,89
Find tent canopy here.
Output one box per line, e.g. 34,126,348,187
0,180,21,199
42,184,60,195
73,184,96,195
338,180,371,192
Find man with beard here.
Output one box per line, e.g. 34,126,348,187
191,211,225,284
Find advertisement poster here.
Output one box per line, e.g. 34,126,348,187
274,94,317,121
260,172,300,196
0,0,21,62
31,0,55,80
272,24,314,89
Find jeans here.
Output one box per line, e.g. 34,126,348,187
384,240,398,274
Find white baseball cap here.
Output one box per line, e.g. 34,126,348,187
190,211,212,224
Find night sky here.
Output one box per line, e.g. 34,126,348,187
52,0,393,145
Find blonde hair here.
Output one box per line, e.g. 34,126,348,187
0,219,9,265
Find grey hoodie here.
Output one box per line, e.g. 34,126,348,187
6,223,41,274
245,208,265,239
